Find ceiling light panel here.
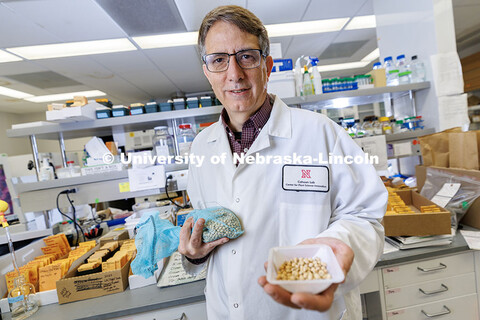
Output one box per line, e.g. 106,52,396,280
267,18,349,38
25,90,106,103
0,86,33,99
7,39,136,60
345,15,376,30
132,32,198,49
0,50,22,63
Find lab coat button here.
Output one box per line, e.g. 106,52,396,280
232,249,236,254
235,198,240,203
233,303,239,308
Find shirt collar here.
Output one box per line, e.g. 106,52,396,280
221,95,273,134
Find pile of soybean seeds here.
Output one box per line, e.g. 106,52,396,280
276,257,331,281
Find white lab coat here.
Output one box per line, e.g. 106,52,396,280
184,95,387,320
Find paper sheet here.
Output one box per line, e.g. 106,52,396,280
430,52,464,96
383,240,399,254
438,94,470,131
157,252,206,288
354,135,388,171
127,165,165,192
460,230,480,250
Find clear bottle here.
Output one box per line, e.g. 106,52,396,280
372,62,382,70
396,54,409,73
177,124,196,157
411,55,426,83
398,71,412,84
152,126,175,164
354,119,365,138
383,56,394,74
39,158,54,181
372,117,383,135
310,57,323,95
361,118,374,136
302,65,314,96
387,69,400,86
379,117,393,134
8,274,38,320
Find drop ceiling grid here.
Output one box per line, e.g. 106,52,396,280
174,0,247,32
0,75,54,96
302,0,368,21
0,3,59,47
247,0,310,24
284,32,339,62
113,70,180,99
143,46,210,93
0,60,48,78
4,0,127,43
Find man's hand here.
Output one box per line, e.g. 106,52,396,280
178,217,229,260
258,237,354,312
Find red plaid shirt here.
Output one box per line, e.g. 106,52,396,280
221,95,273,157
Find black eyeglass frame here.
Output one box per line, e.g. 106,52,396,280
202,49,267,73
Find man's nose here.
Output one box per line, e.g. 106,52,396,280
227,55,245,81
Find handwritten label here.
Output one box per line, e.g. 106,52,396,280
387,310,405,317
386,288,401,295
383,267,399,273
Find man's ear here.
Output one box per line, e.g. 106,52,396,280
266,55,274,78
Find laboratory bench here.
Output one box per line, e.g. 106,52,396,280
0,231,476,320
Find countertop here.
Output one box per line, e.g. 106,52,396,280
1,232,472,320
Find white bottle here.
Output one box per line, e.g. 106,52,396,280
310,57,323,95
39,158,54,181
410,55,426,83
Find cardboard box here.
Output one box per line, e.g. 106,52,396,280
383,189,451,236
99,229,129,245
366,68,387,87
56,259,130,304
416,165,480,229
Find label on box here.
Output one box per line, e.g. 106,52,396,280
431,183,461,207
393,142,412,156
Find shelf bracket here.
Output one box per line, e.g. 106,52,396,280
29,134,40,177
58,132,67,168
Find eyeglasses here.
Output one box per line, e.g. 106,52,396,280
202,49,266,73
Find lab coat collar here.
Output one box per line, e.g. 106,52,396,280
205,94,292,143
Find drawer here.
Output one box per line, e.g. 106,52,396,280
385,272,476,310
387,293,478,320
382,252,474,288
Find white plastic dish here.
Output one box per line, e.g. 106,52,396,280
266,244,345,294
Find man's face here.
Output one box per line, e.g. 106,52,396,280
203,21,273,118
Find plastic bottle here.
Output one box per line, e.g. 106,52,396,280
354,119,365,138
309,57,323,95
398,71,412,84
302,65,314,96
372,62,382,70
152,126,175,164
396,54,409,73
39,158,54,181
177,124,196,157
361,117,374,136
411,55,426,83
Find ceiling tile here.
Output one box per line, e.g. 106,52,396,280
319,41,369,59
285,32,338,61
355,0,374,16
303,0,368,20
118,70,180,99
0,3,59,47
5,71,82,89
4,0,127,42
247,0,310,24
174,0,246,31
96,0,186,36
144,46,211,93
0,61,48,77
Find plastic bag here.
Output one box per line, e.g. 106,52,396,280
131,206,243,278
420,167,480,230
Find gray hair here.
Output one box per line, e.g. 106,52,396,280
198,5,270,57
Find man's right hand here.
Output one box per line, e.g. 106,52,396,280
178,217,229,260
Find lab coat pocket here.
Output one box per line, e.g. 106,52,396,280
278,202,327,247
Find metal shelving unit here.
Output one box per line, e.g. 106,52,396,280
8,82,432,212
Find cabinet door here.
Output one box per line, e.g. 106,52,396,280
111,301,207,320
385,272,476,310
386,294,478,320
382,252,474,288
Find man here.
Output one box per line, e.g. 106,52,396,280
178,5,387,319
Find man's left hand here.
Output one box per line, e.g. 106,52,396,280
257,237,354,312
